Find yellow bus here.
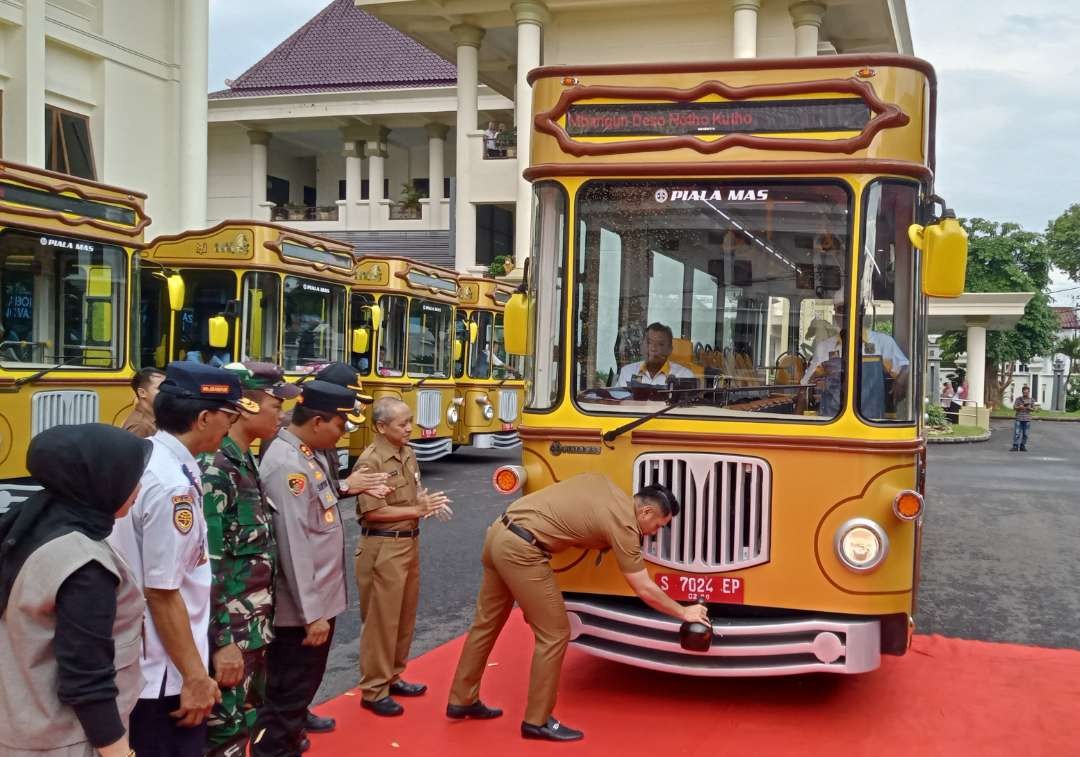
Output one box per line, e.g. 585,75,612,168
0,160,151,510
350,256,459,461
138,221,358,464
496,55,968,676
452,276,524,451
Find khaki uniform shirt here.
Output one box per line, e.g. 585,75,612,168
506,473,645,573
354,436,420,530
259,429,346,626
121,405,156,438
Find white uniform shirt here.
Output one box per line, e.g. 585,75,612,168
109,431,211,699
801,331,910,384
614,360,694,387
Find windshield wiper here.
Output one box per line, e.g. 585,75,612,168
3,354,86,392
602,397,694,444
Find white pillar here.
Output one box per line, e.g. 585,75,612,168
247,130,270,219
789,1,825,57
452,23,484,271
366,129,388,229
342,126,366,229
966,317,988,407
10,0,46,166
512,2,547,271
179,0,209,229
426,123,449,229
731,0,761,59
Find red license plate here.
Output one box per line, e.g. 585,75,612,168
656,573,745,604
501,422,514,431
420,428,436,438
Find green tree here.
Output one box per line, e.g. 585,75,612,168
938,218,1058,408
1046,203,1080,281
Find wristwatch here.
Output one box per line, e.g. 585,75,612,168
338,480,351,495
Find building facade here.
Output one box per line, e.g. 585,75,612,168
0,0,207,235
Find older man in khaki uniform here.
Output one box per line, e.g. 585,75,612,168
446,473,709,742
354,397,450,717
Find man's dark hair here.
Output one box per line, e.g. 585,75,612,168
635,484,680,518
291,405,336,427
153,391,223,435
645,322,673,342
131,366,165,393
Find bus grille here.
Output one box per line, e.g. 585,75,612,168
416,389,441,429
635,453,771,573
498,389,518,423
31,390,100,436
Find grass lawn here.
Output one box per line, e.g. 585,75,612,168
927,424,987,438
991,407,1080,419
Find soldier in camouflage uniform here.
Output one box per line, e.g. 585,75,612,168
199,363,300,757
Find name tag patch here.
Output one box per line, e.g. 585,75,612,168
172,495,194,534
287,474,307,496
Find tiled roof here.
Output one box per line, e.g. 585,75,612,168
1054,306,1080,331
210,0,456,100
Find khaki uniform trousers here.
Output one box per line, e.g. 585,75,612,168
449,521,570,726
355,534,420,701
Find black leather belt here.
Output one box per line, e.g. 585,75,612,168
360,527,419,538
500,514,548,552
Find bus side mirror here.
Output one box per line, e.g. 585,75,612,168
208,316,229,349
167,274,185,312
353,327,370,355
468,321,478,343
504,292,530,356
368,304,383,331
910,212,968,299
454,338,464,362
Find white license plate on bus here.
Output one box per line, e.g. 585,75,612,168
656,573,745,604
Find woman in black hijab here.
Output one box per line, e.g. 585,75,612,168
0,423,152,757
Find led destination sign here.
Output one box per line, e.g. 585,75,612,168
565,98,870,137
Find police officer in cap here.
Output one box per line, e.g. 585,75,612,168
253,381,378,757
109,362,259,757
199,362,299,756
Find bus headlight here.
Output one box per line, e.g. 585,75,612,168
482,403,495,421
446,404,460,425
834,518,889,573
475,395,494,421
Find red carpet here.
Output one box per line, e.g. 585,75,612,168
307,611,1080,756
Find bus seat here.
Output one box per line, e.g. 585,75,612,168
671,338,704,377
775,351,807,385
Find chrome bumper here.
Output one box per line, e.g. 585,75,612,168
471,431,521,450
410,437,454,462
566,598,881,676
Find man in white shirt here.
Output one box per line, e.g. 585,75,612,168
614,322,695,387
110,362,258,757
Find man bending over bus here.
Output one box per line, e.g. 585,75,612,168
613,322,694,387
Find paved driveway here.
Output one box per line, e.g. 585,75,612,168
917,419,1080,649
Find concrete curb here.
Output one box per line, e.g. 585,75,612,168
989,415,1080,423
927,429,992,444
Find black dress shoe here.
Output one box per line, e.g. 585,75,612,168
389,680,428,697
446,700,503,720
299,736,311,753
521,717,584,742
304,710,337,733
361,696,404,717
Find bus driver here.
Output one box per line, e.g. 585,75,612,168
613,322,694,387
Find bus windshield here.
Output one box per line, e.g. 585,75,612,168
1,229,126,370
408,299,452,378
284,276,345,372
572,180,853,421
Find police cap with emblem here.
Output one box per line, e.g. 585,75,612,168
296,380,364,424
223,361,302,400
159,362,260,413
314,362,373,404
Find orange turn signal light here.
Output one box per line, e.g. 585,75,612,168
892,490,923,521
561,76,579,86
492,465,526,495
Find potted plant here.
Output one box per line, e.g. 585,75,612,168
395,182,425,219
496,127,516,158
488,255,511,277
